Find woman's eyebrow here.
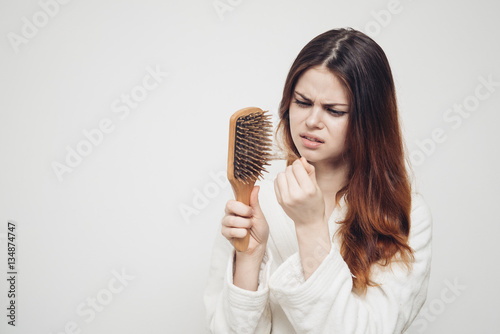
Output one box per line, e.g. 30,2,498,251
294,91,348,106
294,91,312,102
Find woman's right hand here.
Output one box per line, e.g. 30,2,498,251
221,186,269,258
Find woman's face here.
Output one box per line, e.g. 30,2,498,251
289,65,350,168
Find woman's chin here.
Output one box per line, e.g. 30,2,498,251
296,151,349,169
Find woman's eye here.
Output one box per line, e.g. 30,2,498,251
327,109,347,116
294,99,310,107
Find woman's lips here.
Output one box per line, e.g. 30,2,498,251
300,133,324,149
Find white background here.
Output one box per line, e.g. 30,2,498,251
1,0,499,333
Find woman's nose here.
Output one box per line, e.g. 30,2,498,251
305,106,323,129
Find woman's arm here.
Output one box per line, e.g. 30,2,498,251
204,232,272,333
294,220,331,280
269,193,432,333
233,249,266,291
204,186,273,333
274,158,332,279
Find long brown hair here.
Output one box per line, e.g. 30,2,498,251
276,28,413,293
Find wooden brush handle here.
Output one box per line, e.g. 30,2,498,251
231,181,255,252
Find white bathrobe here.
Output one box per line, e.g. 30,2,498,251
204,178,432,333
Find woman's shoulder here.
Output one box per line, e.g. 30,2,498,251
409,191,433,248
410,192,432,227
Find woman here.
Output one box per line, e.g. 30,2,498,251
204,28,432,333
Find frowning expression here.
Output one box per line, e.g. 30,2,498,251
289,65,350,167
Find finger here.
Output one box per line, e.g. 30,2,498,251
274,176,283,204
275,172,289,202
299,157,318,188
292,159,315,190
225,200,253,217
285,164,301,194
221,225,248,239
300,157,315,176
249,186,262,215
222,215,252,229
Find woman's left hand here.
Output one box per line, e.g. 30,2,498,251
274,157,326,227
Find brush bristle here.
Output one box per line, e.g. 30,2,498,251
234,111,273,183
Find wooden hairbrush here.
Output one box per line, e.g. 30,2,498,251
227,107,272,252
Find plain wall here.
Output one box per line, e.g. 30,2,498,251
0,0,499,333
